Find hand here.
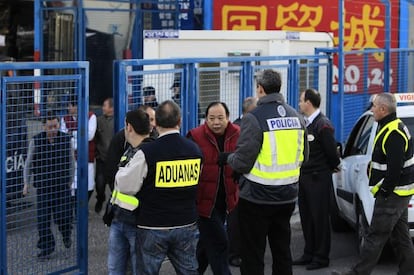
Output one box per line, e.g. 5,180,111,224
22,184,29,196
217,152,230,167
232,171,241,183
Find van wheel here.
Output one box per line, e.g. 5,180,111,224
356,200,369,253
330,188,350,232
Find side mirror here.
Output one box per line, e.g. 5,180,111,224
336,142,343,158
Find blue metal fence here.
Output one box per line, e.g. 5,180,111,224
114,55,332,135
115,49,413,143
0,61,89,274
318,48,414,143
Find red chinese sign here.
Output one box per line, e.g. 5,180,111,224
214,0,400,93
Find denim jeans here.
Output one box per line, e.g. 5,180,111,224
136,223,199,275
108,220,138,275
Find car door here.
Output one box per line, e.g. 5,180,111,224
333,112,376,225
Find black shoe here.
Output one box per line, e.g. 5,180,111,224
37,250,53,260
63,237,72,249
306,261,329,270
292,256,312,265
95,201,103,213
229,256,242,267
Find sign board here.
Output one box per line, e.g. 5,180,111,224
214,0,400,94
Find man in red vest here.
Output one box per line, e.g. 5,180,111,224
187,101,240,275
61,98,97,201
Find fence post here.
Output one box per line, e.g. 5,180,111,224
380,0,391,92
288,58,299,108
77,62,89,275
241,61,253,106
326,54,333,119
187,62,197,132
115,61,128,133
0,78,7,275
336,0,345,142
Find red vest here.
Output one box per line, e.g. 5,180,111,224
63,112,96,162
188,122,240,218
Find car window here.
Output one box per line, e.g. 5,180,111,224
344,115,375,157
401,117,414,136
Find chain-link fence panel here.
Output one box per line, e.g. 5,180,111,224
1,61,89,274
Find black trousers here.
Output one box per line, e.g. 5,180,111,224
353,194,414,274
238,198,295,275
95,159,107,204
197,208,231,275
227,205,241,258
37,189,72,253
298,171,332,265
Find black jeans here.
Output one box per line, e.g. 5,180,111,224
238,198,295,275
37,189,72,253
352,194,414,275
197,208,231,275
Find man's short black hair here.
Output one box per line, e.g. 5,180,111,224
155,100,181,128
303,88,321,108
42,111,59,124
104,97,114,107
170,78,181,89
68,95,78,106
143,86,156,96
205,101,230,118
125,109,150,135
256,69,282,94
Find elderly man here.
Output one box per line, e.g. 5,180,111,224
187,101,240,274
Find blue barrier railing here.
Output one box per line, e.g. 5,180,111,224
0,61,89,275
114,55,331,135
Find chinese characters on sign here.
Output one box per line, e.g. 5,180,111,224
222,5,267,30
214,0,399,93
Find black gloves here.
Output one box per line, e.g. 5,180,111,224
375,187,392,198
217,152,230,166
232,171,241,183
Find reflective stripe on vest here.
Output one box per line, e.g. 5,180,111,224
110,189,140,211
371,182,414,196
370,156,414,171
245,128,305,186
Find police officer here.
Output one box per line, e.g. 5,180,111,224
226,69,308,275
334,93,414,275
294,88,340,270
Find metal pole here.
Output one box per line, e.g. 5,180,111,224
0,76,7,275
337,0,345,142
77,62,89,274
380,0,391,92
203,0,213,30
34,0,41,61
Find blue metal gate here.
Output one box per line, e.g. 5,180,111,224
114,55,331,135
0,61,89,274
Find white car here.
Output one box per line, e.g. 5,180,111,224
331,101,414,250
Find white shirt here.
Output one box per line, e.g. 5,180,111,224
305,109,321,126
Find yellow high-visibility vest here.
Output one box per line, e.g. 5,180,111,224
245,128,305,186
370,119,414,196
